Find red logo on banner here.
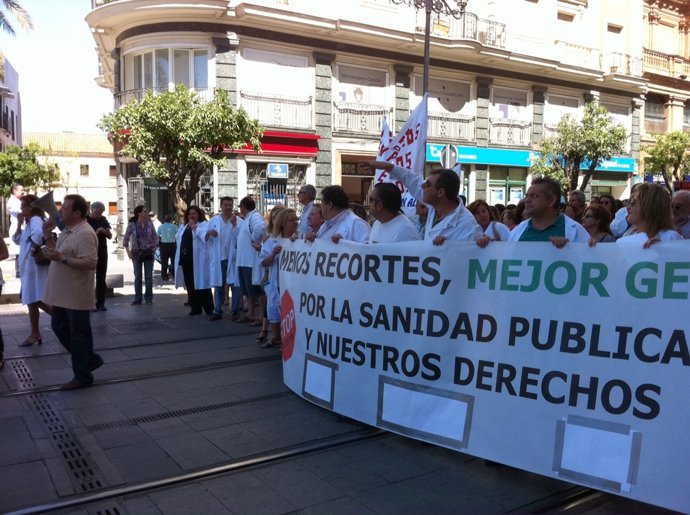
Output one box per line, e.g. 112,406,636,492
280,290,296,361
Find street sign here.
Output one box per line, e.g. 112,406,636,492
267,163,289,179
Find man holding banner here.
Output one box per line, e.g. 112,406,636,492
360,161,482,245
316,185,370,244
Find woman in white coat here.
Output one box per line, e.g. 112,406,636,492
174,206,213,315
12,194,52,346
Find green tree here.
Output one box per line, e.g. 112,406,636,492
0,142,61,197
643,130,690,193
99,85,263,215
0,0,33,79
536,102,627,193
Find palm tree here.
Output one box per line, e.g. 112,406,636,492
0,0,33,79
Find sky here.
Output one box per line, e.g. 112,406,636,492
1,0,113,134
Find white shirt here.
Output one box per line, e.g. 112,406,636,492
236,210,265,267
610,207,629,238
617,229,682,245
317,209,371,244
483,221,512,242
388,165,482,242
298,201,313,237
369,213,420,243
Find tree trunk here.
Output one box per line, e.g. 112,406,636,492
579,163,597,192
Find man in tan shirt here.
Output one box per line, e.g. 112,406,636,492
42,194,103,390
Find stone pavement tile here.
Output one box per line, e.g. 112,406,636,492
202,424,272,459
115,397,166,419
292,495,377,515
0,396,26,416
91,425,153,450
100,381,153,404
72,429,126,487
156,432,229,470
358,479,454,515
150,391,206,411
0,461,55,513
58,401,127,427
104,441,183,483
181,398,293,432
336,439,431,484
122,495,164,515
296,451,388,495
0,416,44,465
140,417,195,441
204,470,297,515
43,456,78,497
33,354,72,370
146,483,232,515
251,460,342,507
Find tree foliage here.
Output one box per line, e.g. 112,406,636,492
536,102,627,193
0,0,33,79
643,130,690,192
0,142,60,197
99,85,263,215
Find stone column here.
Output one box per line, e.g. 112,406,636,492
665,96,687,132
475,77,492,146
313,52,335,191
631,97,643,162
214,32,240,200
394,65,413,133
532,86,547,144
111,47,121,96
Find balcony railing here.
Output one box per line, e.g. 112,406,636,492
114,87,213,108
333,102,392,135
543,123,559,140
643,48,690,78
418,12,507,49
427,111,475,141
240,91,313,130
602,52,643,77
554,40,601,70
489,119,532,146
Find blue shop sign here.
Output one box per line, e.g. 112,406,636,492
426,144,636,173
267,163,289,179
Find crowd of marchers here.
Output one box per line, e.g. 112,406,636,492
3,162,689,385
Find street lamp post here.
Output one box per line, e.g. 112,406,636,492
391,0,468,95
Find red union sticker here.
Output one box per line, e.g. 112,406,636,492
280,290,296,361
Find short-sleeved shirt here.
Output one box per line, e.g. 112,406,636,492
157,222,179,243
518,214,566,242
43,220,98,311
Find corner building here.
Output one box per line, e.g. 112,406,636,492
87,0,650,215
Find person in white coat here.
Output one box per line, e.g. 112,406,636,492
12,194,52,346
297,184,316,237
509,178,589,246
174,206,213,316
203,197,239,321
235,197,266,324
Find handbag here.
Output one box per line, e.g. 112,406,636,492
30,237,51,266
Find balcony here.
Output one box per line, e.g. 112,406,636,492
643,48,690,78
554,41,601,70
489,119,532,146
240,91,313,130
418,12,507,49
333,102,392,136
114,87,214,109
427,111,475,141
602,52,643,77
542,123,559,140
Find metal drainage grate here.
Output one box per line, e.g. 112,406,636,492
52,431,104,492
89,391,292,431
29,394,65,433
92,320,169,337
10,359,36,389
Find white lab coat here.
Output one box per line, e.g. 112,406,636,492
200,214,239,287
235,210,266,286
174,222,212,290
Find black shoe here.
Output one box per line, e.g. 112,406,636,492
96,305,107,311
209,314,222,321
184,301,191,307
145,300,153,305
89,355,104,373
188,311,202,316
60,379,91,391
131,300,142,305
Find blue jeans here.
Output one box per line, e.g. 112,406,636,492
51,307,101,385
133,256,154,302
213,259,228,315
231,285,242,316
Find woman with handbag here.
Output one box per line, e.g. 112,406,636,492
12,194,52,346
123,205,158,305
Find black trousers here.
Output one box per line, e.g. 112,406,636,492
181,258,213,315
95,253,108,307
159,242,177,279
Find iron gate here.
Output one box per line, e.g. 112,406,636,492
246,164,306,216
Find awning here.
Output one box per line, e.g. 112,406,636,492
235,130,320,157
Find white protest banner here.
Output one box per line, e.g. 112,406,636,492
278,239,690,513
376,95,428,215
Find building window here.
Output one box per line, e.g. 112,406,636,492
125,48,209,93
80,164,89,177
557,11,575,22
109,165,117,177
645,95,665,120
108,202,117,215
684,100,690,127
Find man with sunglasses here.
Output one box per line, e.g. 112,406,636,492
358,161,482,246
672,190,690,238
